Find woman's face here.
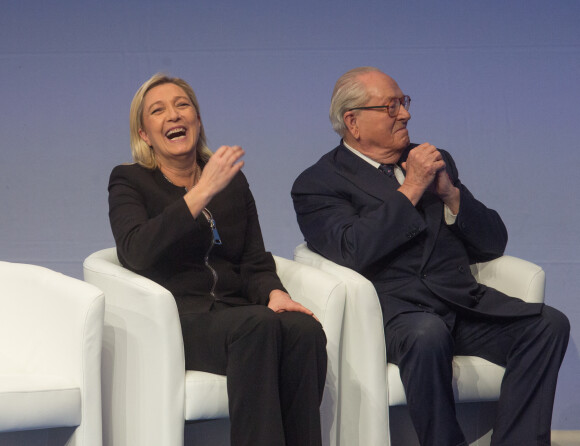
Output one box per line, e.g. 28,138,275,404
138,82,201,165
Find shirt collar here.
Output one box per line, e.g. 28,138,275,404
342,140,381,169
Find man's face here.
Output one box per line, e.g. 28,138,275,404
346,72,411,159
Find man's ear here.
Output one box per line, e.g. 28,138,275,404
138,128,151,147
343,111,359,139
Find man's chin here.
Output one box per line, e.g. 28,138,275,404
394,126,409,136
398,134,410,147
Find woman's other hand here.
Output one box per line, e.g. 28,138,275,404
268,289,319,321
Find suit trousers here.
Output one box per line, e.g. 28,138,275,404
180,304,327,446
385,305,569,446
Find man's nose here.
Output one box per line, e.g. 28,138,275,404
398,106,411,121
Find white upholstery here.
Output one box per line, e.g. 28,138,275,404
294,242,546,446
184,371,228,421
0,261,105,446
83,248,346,446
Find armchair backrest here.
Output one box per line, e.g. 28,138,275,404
83,248,186,446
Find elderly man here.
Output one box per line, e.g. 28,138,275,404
291,66,569,446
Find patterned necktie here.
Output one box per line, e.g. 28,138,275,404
379,163,396,179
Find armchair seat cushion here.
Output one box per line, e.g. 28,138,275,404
0,374,81,432
184,371,228,420
387,356,505,406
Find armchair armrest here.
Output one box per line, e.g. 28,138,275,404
293,243,389,446
470,255,545,303
274,255,345,345
274,255,346,446
83,248,185,446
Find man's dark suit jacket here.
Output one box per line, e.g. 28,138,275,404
292,142,543,326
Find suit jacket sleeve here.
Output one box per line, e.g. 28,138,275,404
441,150,508,263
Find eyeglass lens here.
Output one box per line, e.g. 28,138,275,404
389,96,411,117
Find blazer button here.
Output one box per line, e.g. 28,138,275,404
458,265,465,273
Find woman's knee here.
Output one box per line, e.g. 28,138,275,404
230,305,282,344
541,305,570,342
279,311,327,348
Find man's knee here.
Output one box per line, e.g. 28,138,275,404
388,313,454,363
409,317,453,355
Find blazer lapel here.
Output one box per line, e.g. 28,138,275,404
333,145,400,200
419,191,443,269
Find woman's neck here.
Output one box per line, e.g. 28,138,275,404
159,160,201,192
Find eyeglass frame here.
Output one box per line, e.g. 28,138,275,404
347,95,411,118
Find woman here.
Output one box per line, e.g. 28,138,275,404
108,73,327,446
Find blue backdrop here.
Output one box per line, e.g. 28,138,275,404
1,0,578,429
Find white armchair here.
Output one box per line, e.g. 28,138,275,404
83,248,346,446
293,242,546,446
0,261,105,446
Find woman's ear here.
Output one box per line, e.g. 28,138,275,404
138,128,151,147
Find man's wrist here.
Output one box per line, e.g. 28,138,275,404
442,187,460,214
398,183,426,207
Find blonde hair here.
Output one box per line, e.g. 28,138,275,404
329,66,382,137
129,73,213,169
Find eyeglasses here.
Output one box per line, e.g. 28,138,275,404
348,95,411,118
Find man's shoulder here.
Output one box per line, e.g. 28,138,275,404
307,143,344,168
292,144,345,190
292,146,340,193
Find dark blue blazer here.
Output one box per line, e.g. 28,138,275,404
292,142,543,325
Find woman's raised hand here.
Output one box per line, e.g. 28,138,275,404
197,145,245,197
183,145,245,218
